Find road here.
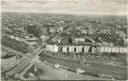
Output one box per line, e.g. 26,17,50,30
39,54,127,80
6,47,46,76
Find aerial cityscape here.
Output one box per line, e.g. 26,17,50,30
1,0,128,81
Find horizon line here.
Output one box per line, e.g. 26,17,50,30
2,11,127,16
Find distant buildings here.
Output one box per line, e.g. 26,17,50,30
102,41,109,46
49,26,63,33
74,38,85,42
49,27,57,33
81,30,87,34
124,38,128,45
99,30,110,34
87,30,95,34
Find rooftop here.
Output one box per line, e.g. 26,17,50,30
47,33,95,46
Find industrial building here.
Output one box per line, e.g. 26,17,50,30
46,43,128,53
46,34,96,53
46,34,128,54
46,44,94,53
98,46,128,53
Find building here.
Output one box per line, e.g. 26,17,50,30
46,33,128,54
87,30,95,34
124,38,128,45
49,27,57,33
40,35,49,42
81,30,87,34
98,46,128,53
100,30,110,34
25,37,38,48
46,34,96,53
74,38,85,42
46,43,94,53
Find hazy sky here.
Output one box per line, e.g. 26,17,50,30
1,0,127,15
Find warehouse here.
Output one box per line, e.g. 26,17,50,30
46,43,95,53
98,46,128,53
68,45,75,52
62,45,68,52
46,34,97,53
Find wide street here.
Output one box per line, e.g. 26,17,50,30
6,47,46,76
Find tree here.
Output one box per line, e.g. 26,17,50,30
25,24,42,38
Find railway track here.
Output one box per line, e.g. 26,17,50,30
6,47,46,76
39,54,127,80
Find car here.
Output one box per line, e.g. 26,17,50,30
55,63,60,69
76,68,85,74
99,74,114,79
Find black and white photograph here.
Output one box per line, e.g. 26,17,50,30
1,0,128,80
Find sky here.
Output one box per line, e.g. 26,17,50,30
1,0,128,15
